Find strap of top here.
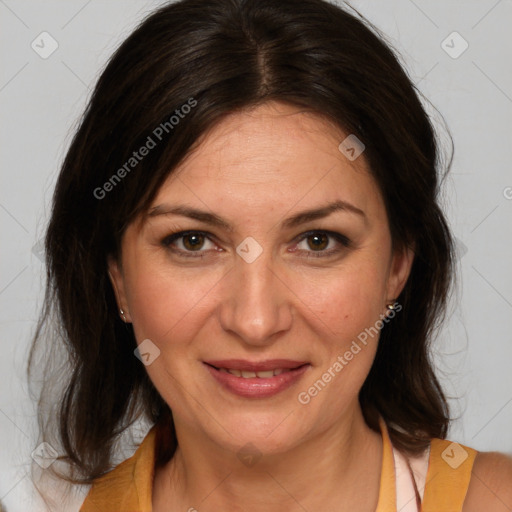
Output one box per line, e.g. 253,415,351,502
384,418,477,512
375,417,397,511
420,439,477,512
79,425,157,512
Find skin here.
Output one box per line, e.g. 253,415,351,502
107,100,512,511
463,453,512,511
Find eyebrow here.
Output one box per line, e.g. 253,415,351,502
147,199,366,231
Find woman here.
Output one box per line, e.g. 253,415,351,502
28,0,512,510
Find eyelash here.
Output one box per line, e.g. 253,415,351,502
160,230,351,259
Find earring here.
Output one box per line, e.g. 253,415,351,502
119,308,127,322
386,300,397,311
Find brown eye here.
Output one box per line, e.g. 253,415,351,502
161,230,216,256
293,230,351,259
182,233,205,251
306,233,329,251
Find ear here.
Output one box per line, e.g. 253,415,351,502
107,255,132,323
385,242,415,305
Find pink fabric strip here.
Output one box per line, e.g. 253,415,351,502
393,443,430,511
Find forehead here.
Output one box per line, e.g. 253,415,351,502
150,101,384,223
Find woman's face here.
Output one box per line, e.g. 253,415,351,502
109,101,413,454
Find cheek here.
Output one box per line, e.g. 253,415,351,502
293,265,387,415
124,261,225,343
295,259,388,340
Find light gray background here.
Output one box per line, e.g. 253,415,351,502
1,0,511,510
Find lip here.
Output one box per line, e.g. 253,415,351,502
204,360,310,398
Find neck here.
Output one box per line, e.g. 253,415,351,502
153,405,383,512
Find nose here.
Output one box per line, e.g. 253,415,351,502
218,248,293,346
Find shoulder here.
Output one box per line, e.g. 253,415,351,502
462,450,512,511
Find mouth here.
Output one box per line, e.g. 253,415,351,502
217,367,295,378
203,359,311,398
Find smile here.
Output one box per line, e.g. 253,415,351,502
203,360,310,398
218,368,291,378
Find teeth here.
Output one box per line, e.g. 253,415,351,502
223,368,292,378
255,370,274,378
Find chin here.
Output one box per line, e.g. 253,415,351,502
208,409,312,455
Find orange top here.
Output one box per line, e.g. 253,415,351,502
80,419,477,511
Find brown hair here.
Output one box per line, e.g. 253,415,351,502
29,0,454,486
